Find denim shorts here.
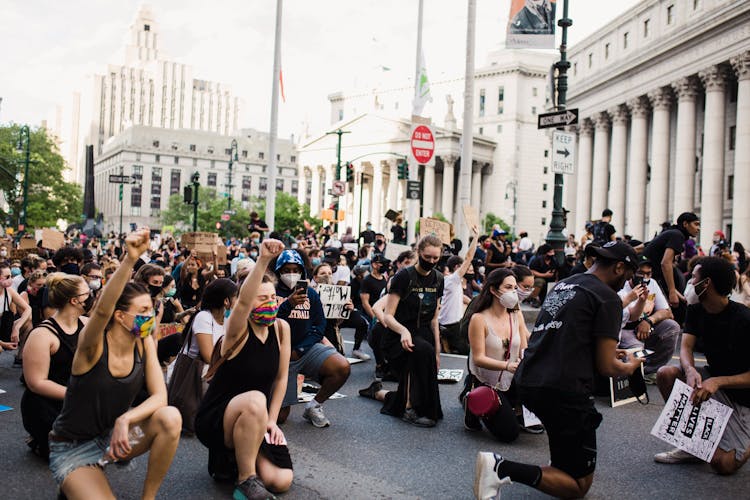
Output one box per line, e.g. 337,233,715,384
282,343,337,406
48,433,109,485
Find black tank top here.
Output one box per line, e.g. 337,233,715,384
39,318,82,386
199,322,280,412
52,333,145,440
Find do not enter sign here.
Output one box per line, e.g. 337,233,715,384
410,124,435,165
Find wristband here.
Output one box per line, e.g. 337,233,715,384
642,317,654,328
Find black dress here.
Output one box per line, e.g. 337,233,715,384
21,318,82,453
195,323,292,469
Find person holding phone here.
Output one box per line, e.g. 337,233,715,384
274,250,350,428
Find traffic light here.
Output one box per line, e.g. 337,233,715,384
346,163,354,182
397,161,408,180
183,186,193,204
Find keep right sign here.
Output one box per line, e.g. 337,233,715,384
551,130,576,175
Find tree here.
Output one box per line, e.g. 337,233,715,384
161,188,251,236
252,191,322,236
483,212,513,238
0,124,83,230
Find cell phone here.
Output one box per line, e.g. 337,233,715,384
295,280,309,292
633,349,655,359
632,275,643,286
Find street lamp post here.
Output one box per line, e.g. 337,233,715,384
325,129,350,232
16,125,31,234
191,172,200,231
227,139,238,211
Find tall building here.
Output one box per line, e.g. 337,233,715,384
76,4,240,183
301,48,556,242
565,0,749,249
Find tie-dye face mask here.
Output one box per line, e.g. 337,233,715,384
122,312,155,338
250,300,279,326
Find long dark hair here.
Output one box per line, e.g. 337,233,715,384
466,268,515,316
200,278,238,311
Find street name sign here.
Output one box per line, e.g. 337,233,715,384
406,181,421,200
537,108,579,129
109,174,135,184
551,130,576,175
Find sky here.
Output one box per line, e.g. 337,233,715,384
0,0,641,140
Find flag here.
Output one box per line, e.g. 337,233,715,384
279,68,286,103
506,0,556,50
412,49,432,117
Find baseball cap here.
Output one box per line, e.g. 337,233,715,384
372,254,391,265
585,240,638,270
323,247,340,263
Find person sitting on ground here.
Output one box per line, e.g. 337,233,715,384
275,250,350,428
654,257,750,473
512,265,534,309
486,230,511,271
21,273,90,460
463,268,534,441
311,262,346,354
527,244,557,306
195,239,293,499
617,257,680,384
48,229,181,500
358,235,444,427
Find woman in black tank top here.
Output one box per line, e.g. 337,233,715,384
196,239,293,499
21,272,88,460
48,229,181,500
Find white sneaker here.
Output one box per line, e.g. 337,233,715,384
654,448,702,464
352,349,371,361
474,452,512,499
303,404,331,428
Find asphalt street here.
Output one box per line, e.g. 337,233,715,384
1,324,747,499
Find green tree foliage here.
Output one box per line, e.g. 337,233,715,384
483,212,513,238
253,191,322,236
0,124,83,229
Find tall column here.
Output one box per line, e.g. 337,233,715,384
352,163,364,233
731,52,750,246
297,165,307,205
441,155,456,222
323,164,334,210
671,76,700,216
574,119,594,234
648,87,673,237
590,112,611,219
310,166,322,216
423,162,436,217
698,65,729,250
471,167,482,211
387,160,399,214
625,96,650,239
371,162,383,227
608,105,629,229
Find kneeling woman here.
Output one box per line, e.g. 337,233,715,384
464,268,530,442
196,238,293,499
48,229,181,500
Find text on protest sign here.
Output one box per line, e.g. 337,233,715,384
419,217,451,245
317,284,351,319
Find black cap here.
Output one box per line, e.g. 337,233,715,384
372,254,390,265
323,247,340,262
585,240,638,270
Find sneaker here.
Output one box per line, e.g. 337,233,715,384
654,448,702,464
233,475,277,500
358,380,382,399
474,452,512,500
402,408,436,427
644,372,658,385
303,404,331,428
521,424,545,434
352,349,371,361
463,398,482,431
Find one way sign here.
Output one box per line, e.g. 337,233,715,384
538,108,579,129
551,131,576,175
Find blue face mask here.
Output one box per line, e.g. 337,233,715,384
10,268,21,277
238,252,246,259
225,308,232,319
312,258,321,266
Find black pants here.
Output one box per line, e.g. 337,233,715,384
464,373,520,443
439,321,469,355
340,309,369,350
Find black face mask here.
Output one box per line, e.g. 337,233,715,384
418,255,436,272
148,284,163,297
61,263,80,275
82,294,95,313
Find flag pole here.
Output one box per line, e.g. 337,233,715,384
407,0,424,246
458,0,476,246
266,0,283,232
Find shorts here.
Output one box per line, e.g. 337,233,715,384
48,433,109,485
520,388,603,479
698,367,750,461
282,343,337,406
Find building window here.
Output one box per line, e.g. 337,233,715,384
338,109,344,121
728,175,734,200
170,169,181,195
541,217,547,226
623,31,629,49
242,150,248,158
174,156,179,164
667,4,674,24
532,87,538,97
192,158,197,167
693,0,700,9
543,167,548,174
291,155,297,163
225,148,232,155
135,152,141,161
131,206,141,216
171,143,178,151
258,152,265,160
150,167,162,211
276,179,284,191
543,183,548,191
259,177,268,192
497,124,502,133
277,154,281,161
131,166,143,209
497,87,504,114
729,126,736,150
144,24,150,31
479,88,485,117
155,154,160,163
479,127,484,135
241,176,252,202
291,180,299,195
544,149,549,158
207,172,217,187
542,200,547,208
153,140,159,148
643,19,650,37
588,53,593,68
531,106,537,115
189,144,196,151
210,160,215,168
605,43,610,59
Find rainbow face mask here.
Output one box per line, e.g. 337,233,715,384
124,312,155,338
251,301,279,326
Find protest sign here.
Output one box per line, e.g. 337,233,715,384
158,323,184,339
420,217,451,244
506,0,556,49
317,284,351,319
437,369,464,384
19,238,37,249
650,379,733,462
343,243,359,254
42,228,65,250
181,232,217,253
384,209,400,222
462,205,480,231
384,242,411,262
10,248,40,260
609,367,643,407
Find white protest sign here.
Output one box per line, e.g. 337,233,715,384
384,242,411,262
650,379,733,462
317,284,351,319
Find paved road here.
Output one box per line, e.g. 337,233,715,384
1,327,747,499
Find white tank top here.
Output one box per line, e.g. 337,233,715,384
469,311,522,391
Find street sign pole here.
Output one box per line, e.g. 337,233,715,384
119,166,124,237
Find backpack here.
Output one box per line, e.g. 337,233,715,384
591,221,610,245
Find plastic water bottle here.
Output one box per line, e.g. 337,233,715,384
98,425,144,470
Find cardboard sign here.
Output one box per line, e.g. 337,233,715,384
650,379,733,462
42,228,65,250
384,242,411,262
384,209,400,222
158,323,184,339
462,205,480,232
609,365,644,407
420,217,451,245
181,232,218,253
437,369,464,383
317,284,352,319
10,249,41,260
342,243,359,254
19,238,36,249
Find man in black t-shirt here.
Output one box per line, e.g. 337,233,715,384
591,208,616,244
359,222,376,245
246,211,269,238
475,241,644,499
360,255,389,321
654,257,750,473
527,244,557,305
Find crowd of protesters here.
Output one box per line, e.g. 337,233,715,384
0,207,747,499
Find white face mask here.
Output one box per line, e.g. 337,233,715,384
280,273,301,289
685,279,707,305
478,266,486,275
89,279,102,291
516,287,532,301
498,290,519,309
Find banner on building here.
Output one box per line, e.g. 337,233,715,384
506,0,556,49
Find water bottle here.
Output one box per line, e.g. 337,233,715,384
98,425,144,470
